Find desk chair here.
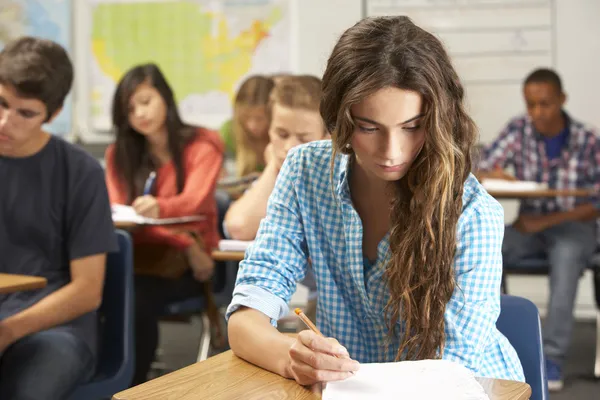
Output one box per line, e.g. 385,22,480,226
502,256,600,378
69,229,135,400
156,261,237,368
496,295,548,400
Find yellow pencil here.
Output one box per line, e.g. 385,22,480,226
294,307,324,336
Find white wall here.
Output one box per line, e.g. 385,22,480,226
556,0,600,132
293,0,362,77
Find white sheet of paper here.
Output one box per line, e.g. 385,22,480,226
322,360,490,400
481,178,548,192
111,204,205,225
218,239,254,252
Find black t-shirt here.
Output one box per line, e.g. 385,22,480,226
0,136,118,357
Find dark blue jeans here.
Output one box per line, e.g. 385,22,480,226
0,326,95,400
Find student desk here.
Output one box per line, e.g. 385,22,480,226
211,250,245,262
487,188,591,200
111,222,245,263
113,221,138,230
0,273,47,294
112,350,531,400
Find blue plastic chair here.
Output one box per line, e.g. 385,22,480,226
497,294,548,400
69,229,135,400
502,256,600,378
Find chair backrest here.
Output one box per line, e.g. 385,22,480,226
68,230,135,400
496,295,548,400
96,229,135,381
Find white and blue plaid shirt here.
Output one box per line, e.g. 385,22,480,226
227,140,525,382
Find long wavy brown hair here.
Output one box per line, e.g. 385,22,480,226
320,16,477,360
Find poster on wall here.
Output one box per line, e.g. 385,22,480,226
0,0,72,136
82,0,292,142
363,0,556,143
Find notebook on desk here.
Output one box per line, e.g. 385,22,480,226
111,204,205,225
481,178,548,192
323,359,489,400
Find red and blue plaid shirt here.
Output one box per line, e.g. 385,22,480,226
478,112,600,216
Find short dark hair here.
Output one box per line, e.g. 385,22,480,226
524,68,563,94
0,37,73,120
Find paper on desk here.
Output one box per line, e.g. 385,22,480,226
481,178,548,192
322,359,490,400
111,204,205,225
218,239,254,252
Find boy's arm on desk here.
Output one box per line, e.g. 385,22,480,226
516,203,599,234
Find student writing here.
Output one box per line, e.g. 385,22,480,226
104,63,224,384
226,16,525,390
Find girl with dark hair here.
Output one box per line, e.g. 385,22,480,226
104,63,224,383
226,16,524,389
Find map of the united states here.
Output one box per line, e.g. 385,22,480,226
91,1,283,102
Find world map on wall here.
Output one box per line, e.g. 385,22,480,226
0,0,72,136
88,0,291,132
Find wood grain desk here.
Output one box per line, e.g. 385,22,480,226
113,350,531,400
114,221,138,230
488,188,591,200
0,273,47,294
211,250,245,262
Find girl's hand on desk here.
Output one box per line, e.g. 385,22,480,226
132,195,160,218
287,330,360,386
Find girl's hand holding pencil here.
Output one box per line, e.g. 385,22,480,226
288,308,360,387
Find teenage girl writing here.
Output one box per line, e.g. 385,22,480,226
104,63,224,384
226,16,525,388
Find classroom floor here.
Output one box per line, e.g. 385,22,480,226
156,318,600,399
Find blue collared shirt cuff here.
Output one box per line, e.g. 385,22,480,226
225,284,289,327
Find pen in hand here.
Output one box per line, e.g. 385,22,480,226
143,171,156,196
294,308,356,372
295,308,324,336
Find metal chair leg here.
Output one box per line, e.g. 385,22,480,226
595,309,600,378
196,313,211,362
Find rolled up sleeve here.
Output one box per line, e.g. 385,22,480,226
226,150,309,325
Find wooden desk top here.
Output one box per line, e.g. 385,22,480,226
0,273,47,294
488,188,591,199
211,250,245,262
113,350,531,400
114,221,138,230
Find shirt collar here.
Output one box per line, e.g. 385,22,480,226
336,153,352,200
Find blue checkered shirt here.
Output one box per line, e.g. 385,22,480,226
226,140,525,382
478,112,600,215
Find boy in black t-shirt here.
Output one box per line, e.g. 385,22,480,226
0,37,117,399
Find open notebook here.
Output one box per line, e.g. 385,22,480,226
218,239,254,252
111,204,205,225
481,178,548,192
323,360,489,400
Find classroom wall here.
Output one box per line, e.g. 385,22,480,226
71,0,600,143
290,0,600,144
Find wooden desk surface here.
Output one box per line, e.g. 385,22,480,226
114,221,138,230
113,350,531,400
211,250,245,262
488,188,591,199
0,273,47,294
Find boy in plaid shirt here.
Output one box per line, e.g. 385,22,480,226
478,68,600,391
